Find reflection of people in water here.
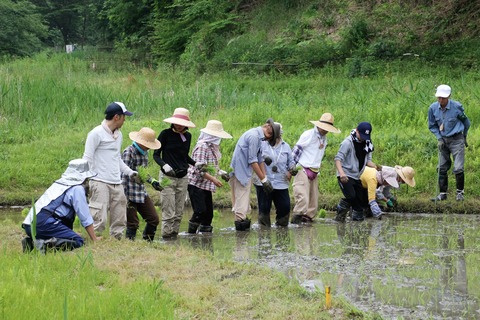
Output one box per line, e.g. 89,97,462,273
189,234,214,254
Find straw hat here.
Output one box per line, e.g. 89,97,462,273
379,166,399,188
56,159,97,186
395,165,416,187
129,127,161,150
200,120,232,139
163,108,196,128
310,113,341,133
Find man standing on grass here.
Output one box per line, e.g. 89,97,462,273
229,118,279,231
428,85,470,201
83,102,138,239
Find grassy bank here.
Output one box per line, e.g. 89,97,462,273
0,218,367,319
1,53,479,213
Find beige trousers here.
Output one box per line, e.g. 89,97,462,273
88,180,127,239
292,169,319,219
160,175,189,237
229,176,252,221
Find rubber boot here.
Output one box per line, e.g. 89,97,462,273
276,214,289,227
188,221,200,234
258,213,271,227
334,199,350,222
54,238,78,251
234,219,251,231
198,225,213,233
125,228,137,241
290,214,303,224
352,210,364,221
432,173,448,201
455,172,465,192
22,237,34,253
142,224,157,242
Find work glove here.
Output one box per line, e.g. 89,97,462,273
386,197,397,208
218,170,230,182
162,164,176,177
264,156,273,166
195,162,208,172
129,171,141,184
261,178,274,194
437,138,445,150
288,164,299,176
464,135,468,148
369,200,383,219
147,177,163,191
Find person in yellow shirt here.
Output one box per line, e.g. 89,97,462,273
360,165,416,219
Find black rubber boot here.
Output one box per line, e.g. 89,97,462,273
290,214,303,224
234,219,251,231
276,214,289,227
21,237,34,253
352,210,365,221
125,228,137,241
455,172,465,191
334,199,350,222
258,213,271,227
439,173,448,193
198,225,213,233
142,224,157,242
188,221,200,234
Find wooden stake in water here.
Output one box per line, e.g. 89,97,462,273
325,286,331,309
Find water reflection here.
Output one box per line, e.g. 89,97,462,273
2,208,480,319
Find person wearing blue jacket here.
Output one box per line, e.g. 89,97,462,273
428,84,470,201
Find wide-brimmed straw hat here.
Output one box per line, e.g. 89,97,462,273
380,166,399,188
395,165,416,187
56,159,97,186
129,127,161,150
163,108,196,128
200,120,232,139
266,118,280,146
310,113,341,133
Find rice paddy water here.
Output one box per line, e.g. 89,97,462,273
2,209,479,319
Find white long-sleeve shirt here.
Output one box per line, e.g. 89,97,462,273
83,121,133,184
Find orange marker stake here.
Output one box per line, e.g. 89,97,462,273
325,286,331,309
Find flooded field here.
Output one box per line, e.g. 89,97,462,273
3,208,480,319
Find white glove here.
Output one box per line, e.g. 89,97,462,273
162,164,175,177
369,200,382,218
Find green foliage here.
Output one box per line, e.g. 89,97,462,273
0,1,47,57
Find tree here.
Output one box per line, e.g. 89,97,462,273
0,0,47,57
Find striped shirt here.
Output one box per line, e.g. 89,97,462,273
188,142,219,192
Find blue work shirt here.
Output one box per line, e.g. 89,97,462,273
254,140,294,190
428,99,470,140
230,127,264,186
45,186,93,228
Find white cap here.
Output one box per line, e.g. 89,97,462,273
435,85,451,98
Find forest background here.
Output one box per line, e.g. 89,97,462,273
2,0,480,213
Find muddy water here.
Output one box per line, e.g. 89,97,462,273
3,208,480,319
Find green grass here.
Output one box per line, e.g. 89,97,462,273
1,53,480,213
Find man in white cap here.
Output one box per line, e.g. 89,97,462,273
428,85,470,201
122,127,162,241
83,102,138,240
290,113,341,224
21,159,99,252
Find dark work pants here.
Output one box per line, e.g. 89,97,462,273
255,185,291,221
188,184,214,226
23,210,84,248
126,196,160,230
337,177,364,212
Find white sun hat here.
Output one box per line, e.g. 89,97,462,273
200,120,232,139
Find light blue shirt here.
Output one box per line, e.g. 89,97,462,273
428,99,470,140
254,140,294,189
230,127,264,186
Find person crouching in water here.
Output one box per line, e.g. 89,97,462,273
21,159,99,252
254,122,295,227
334,122,377,222
122,127,162,241
187,120,232,234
